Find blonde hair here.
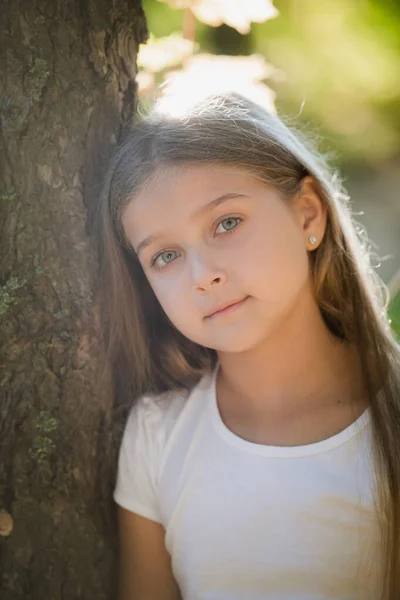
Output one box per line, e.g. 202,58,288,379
96,91,400,597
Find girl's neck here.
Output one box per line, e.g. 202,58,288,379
216,289,366,416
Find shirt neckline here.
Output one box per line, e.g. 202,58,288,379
207,364,371,457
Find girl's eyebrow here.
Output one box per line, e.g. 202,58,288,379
193,192,248,219
135,192,248,256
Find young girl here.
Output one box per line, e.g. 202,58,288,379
97,91,400,599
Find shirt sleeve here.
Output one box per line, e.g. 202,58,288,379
113,396,163,523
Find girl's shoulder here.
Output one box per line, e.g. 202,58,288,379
114,369,213,519
114,386,193,519
120,369,215,460
129,385,190,437
133,367,214,418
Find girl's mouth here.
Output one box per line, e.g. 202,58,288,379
205,296,249,318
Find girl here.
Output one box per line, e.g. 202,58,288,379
97,91,400,599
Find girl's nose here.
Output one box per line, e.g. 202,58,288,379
190,252,227,292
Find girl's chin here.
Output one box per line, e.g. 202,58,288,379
208,331,267,354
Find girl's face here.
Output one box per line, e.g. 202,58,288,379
122,164,325,353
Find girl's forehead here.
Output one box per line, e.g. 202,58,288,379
122,163,277,247
124,164,241,229
135,163,264,207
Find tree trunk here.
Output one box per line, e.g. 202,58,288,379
0,1,147,598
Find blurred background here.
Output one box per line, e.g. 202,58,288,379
139,0,400,335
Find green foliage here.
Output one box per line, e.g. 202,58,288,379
143,0,400,166
389,293,400,339
0,277,27,315
248,0,400,165
142,0,185,38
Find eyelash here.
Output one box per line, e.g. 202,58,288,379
150,215,243,270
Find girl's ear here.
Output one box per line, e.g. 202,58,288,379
292,176,327,250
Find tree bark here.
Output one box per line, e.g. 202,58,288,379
0,1,147,598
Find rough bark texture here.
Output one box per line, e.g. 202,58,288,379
0,1,147,598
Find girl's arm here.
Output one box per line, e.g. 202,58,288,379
118,507,182,600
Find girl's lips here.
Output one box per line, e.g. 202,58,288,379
205,296,249,318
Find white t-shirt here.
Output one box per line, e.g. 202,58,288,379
114,367,383,600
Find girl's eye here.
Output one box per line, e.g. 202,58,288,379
152,249,180,269
215,216,242,235
150,216,242,269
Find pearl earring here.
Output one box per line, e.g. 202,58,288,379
309,235,317,245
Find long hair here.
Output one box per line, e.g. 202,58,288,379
96,91,400,597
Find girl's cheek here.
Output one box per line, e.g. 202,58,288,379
151,276,184,312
